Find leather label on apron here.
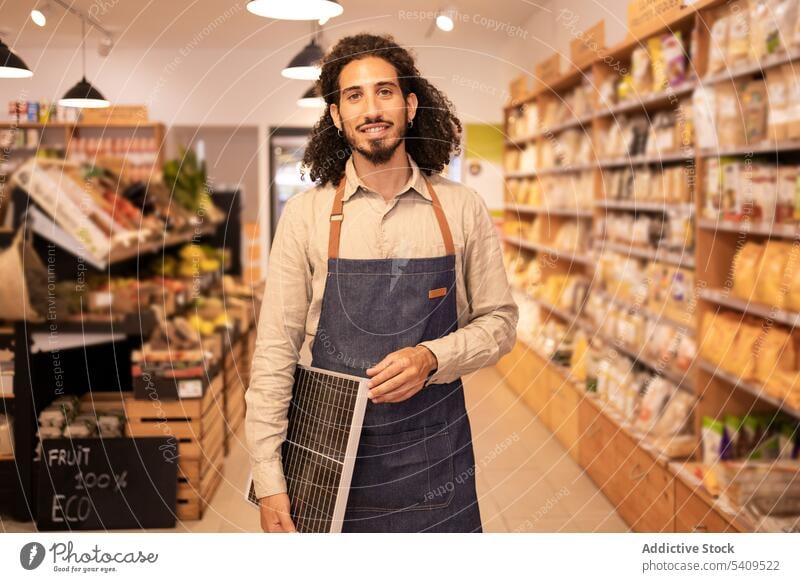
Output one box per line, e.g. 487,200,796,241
428,287,447,299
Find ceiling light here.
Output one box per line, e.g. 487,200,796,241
0,38,33,78
247,0,343,21
59,18,109,108
298,85,325,108
31,9,47,27
282,39,323,80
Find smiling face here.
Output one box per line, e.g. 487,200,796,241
330,56,418,165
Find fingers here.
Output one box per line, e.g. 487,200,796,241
368,357,408,391
366,354,395,378
276,504,297,533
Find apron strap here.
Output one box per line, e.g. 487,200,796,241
328,174,456,259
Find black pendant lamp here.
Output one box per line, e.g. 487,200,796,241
282,38,324,80
0,38,33,78
297,84,325,108
59,18,109,108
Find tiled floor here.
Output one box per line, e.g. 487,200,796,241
1,366,628,533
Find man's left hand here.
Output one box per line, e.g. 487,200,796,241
365,346,437,403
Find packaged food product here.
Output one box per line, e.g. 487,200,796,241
702,416,726,464
631,46,652,95
767,66,789,141
652,389,694,437
757,241,793,307
749,0,770,61
0,415,12,456
742,79,769,144
716,82,748,146
708,16,730,73
723,414,743,458
732,242,765,300
765,0,799,54
728,8,751,63
692,86,718,149
635,377,674,433
785,64,800,139
662,32,687,87
648,36,667,92
754,327,795,383
722,321,761,378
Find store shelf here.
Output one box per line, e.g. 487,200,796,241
598,241,695,269
588,325,694,389
503,236,595,266
700,288,800,328
702,48,800,86
0,121,162,129
597,150,694,168
530,297,587,329
533,113,594,139
596,80,697,118
596,200,693,213
697,218,800,239
505,203,594,218
697,357,800,420
699,140,800,157
668,461,752,533
505,163,596,178
593,290,695,335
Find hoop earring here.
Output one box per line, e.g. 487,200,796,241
408,120,414,129
337,128,343,137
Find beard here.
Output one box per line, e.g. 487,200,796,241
343,112,407,164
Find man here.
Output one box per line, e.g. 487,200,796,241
246,33,518,533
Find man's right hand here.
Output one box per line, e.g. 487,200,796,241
259,493,297,533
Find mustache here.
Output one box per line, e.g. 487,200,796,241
355,118,394,131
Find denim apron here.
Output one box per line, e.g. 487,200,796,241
310,176,483,533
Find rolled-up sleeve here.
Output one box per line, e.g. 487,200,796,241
419,190,518,384
245,195,311,499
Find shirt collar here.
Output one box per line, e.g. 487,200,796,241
341,154,431,202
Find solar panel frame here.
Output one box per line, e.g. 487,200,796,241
245,364,369,532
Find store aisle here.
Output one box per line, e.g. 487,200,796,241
0,366,629,533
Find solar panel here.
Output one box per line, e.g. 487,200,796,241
245,364,369,533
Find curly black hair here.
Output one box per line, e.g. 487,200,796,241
302,33,462,186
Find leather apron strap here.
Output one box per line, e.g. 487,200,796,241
328,174,456,259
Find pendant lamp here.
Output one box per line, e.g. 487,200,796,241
282,38,323,80
59,18,109,108
298,85,325,108
0,39,33,78
246,0,343,21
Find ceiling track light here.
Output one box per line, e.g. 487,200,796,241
30,1,52,27
246,0,343,21
0,37,34,78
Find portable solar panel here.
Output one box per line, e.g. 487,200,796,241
245,364,369,532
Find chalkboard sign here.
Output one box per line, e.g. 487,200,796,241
37,437,177,531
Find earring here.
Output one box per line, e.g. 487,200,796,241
337,128,343,137
408,120,414,129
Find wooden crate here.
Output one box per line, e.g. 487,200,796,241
124,373,225,520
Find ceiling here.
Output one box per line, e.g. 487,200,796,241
1,0,546,53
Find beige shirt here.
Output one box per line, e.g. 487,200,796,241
245,154,519,499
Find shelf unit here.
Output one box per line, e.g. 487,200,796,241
497,0,800,533
0,121,241,524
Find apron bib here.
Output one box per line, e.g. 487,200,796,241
310,176,482,533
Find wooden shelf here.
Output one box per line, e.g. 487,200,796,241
503,236,595,266
596,200,693,213
700,288,800,328
0,121,162,129
697,218,800,239
598,150,694,168
696,358,800,420
595,80,697,118
530,297,587,329
593,290,695,335
699,140,800,157
505,203,593,218
598,242,695,269
702,48,800,86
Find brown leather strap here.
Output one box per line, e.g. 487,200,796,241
327,175,456,259
423,176,456,256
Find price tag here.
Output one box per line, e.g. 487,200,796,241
178,379,203,398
